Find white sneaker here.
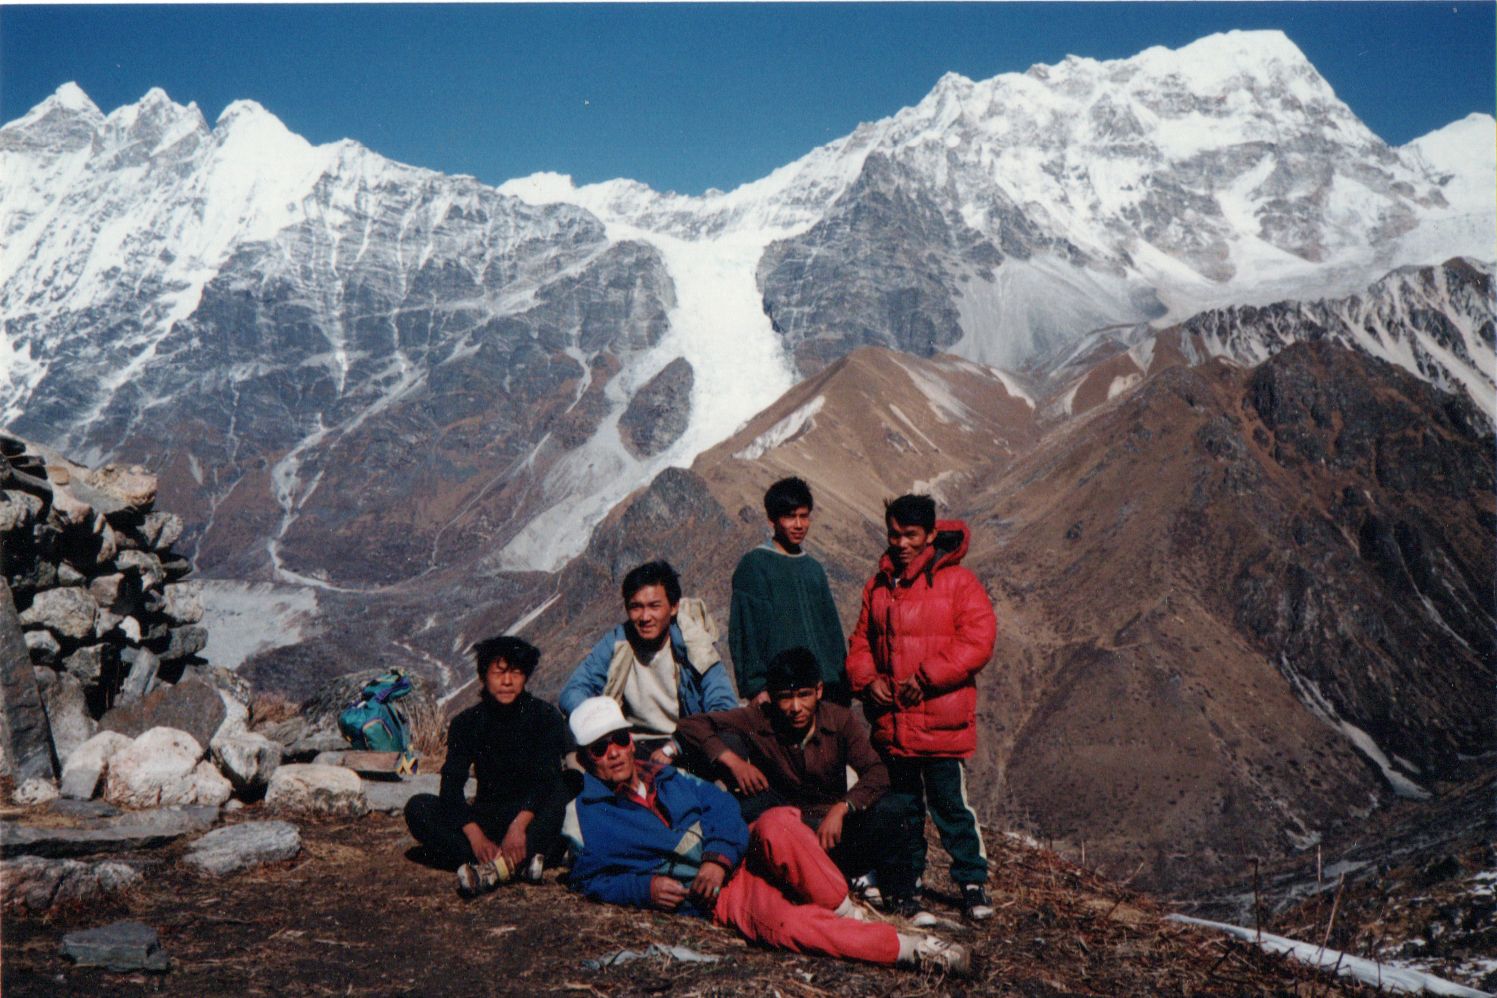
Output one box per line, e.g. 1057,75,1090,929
523,854,545,883
456,855,512,897
903,935,971,976
851,871,883,908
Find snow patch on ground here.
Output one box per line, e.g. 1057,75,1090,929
1283,660,1431,800
199,581,319,671
1168,915,1491,996
735,396,825,461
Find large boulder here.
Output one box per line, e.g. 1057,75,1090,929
17,587,97,640
60,730,132,801
265,764,368,818
101,677,226,749
2,855,141,914
102,727,232,809
211,733,282,792
34,668,95,766
0,582,56,786
183,821,300,877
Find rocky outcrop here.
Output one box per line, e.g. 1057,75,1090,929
1,855,141,914
619,357,695,457
0,434,230,803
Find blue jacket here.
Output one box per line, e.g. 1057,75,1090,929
562,764,748,915
558,621,739,720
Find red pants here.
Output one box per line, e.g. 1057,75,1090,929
713,807,901,965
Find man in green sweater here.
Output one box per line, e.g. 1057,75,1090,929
729,477,850,706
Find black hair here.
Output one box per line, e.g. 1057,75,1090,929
764,646,822,693
621,560,682,605
763,477,814,520
472,635,541,682
885,494,936,532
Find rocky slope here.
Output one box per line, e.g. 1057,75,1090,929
513,336,1494,902
3,32,1492,601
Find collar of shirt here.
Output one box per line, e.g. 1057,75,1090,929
615,759,670,824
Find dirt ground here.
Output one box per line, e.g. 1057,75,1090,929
2,811,1373,997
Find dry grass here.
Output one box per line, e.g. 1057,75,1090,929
405,696,448,765
2,813,1380,997
248,691,300,728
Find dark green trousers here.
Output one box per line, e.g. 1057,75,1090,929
885,757,989,893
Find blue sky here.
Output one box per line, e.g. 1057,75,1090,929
3,3,1493,195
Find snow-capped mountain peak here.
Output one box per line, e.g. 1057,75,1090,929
2,31,1491,591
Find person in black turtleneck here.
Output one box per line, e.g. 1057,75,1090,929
404,635,569,896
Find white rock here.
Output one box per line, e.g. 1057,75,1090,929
209,687,250,745
60,731,133,800
17,588,97,640
14,777,60,805
211,733,282,792
103,727,228,808
187,760,233,807
49,485,93,526
265,764,368,818
161,583,203,624
183,821,300,877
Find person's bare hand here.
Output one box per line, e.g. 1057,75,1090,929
896,674,925,707
817,803,848,851
650,876,689,911
751,690,771,706
690,860,727,904
649,746,675,766
464,824,500,865
867,677,895,707
728,758,770,795
499,822,529,869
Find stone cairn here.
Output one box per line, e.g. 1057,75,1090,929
0,432,220,801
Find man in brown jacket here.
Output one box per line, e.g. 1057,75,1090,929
674,647,903,892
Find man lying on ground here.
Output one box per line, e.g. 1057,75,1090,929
405,635,568,897
561,696,970,975
673,646,904,902
558,560,737,763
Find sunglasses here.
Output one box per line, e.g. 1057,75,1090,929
585,729,632,758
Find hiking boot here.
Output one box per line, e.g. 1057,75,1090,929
961,883,995,921
901,935,971,976
885,894,938,928
456,855,512,898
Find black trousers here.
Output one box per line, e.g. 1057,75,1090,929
404,793,567,869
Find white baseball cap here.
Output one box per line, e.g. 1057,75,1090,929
569,696,630,747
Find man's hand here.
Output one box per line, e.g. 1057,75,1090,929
690,860,727,905
750,690,771,706
649,746,675,766
650,876,689,911
463,822,501,865
720,751,770,795
817,802,849,852
500,812,532,869
896,674,925,707
866,676,895,707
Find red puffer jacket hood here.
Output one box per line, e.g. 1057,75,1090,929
846,519,997,758
875,519,972,583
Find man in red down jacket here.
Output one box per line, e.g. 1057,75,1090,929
846,494,997,922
